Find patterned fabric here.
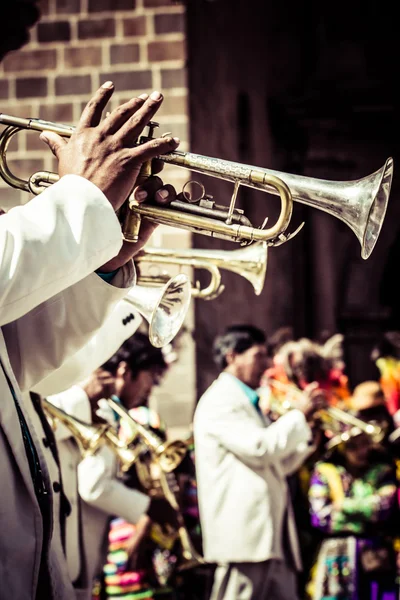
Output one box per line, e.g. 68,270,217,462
308,461,398,600
103,407,175,600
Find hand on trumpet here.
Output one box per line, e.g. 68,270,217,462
296,382,329,424
40,84,179,269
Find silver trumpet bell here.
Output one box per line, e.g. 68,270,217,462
124,274,191,348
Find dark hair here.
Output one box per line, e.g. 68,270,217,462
1,1,41,61
101,332,167,379
213,324,266,370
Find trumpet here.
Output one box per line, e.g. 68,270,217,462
105,397,205,568
124,273,191,348
41,397,141,472
0,114,392,258
135,242,268,300
263,378,384,448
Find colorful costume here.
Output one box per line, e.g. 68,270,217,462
308,459,398,600
376,357,400,416
103,406,176,600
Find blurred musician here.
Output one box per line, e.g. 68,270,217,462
194,324,322,600
308,427,398,600
43,332,177,600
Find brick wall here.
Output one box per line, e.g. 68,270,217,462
0,0,196,438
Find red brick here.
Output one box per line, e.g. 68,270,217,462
154,13,185,34
3,49,57,72
26,131,49,151
55,75,92,96
16,78,48,99
38,21,71,43
143,0,173,6
158,94,188,116
0,187,23,209
38,0,51,16
78,18,116,39
64,47,102,68
9,158,46,183
0,104,34,119
148,40,186,62
99,70,152,91
0,81,9,99
123,16,147,37
88,0,135,10
110,43,140,65
38,103,74,123
160,68,186,88
56,0,81,13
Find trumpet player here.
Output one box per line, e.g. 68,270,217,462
0,4,182,599
193,324,323,600
41,332,177,600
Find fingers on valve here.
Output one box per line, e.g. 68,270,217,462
132,135,180,165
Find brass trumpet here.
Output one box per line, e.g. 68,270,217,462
41,397,140,472
107,396,188,473
135,242,268,300
262,378,384,447
105,397,205,568
0,114,393,258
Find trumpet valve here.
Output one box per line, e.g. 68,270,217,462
122,198,142,243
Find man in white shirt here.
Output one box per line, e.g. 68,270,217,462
194,324,321,600
0,3,180,598
42,331,175,599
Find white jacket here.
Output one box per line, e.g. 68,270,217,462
193,372,312,567
0,175,132,600
48,387,150,600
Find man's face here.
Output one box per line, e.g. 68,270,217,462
228,344,268,389
119,367,164,410
0,1,40,61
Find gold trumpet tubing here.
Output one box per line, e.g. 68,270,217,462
41,398,108,457
137,242,268,296
325,405,383,441
158,470,205,565
137,253,224,300
128,172,293,244
0,117,72,193
160,151,393,260
106,397,187,472
103,428,143,473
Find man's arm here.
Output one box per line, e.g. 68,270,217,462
0,174,122,326
3,264,136,392
31,302,142,398
198,399,312,468
77,447,151,525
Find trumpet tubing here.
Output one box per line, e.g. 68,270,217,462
106,397,188,472
0,113,393,258
136,241,268,299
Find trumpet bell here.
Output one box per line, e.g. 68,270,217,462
125,274,191,348
280,157,393,260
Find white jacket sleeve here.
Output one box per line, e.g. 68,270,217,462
0,174,123,325
3,263,135,392
198,401,312,469
32,303,142,397
280,442,315,476
77,446,150,524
